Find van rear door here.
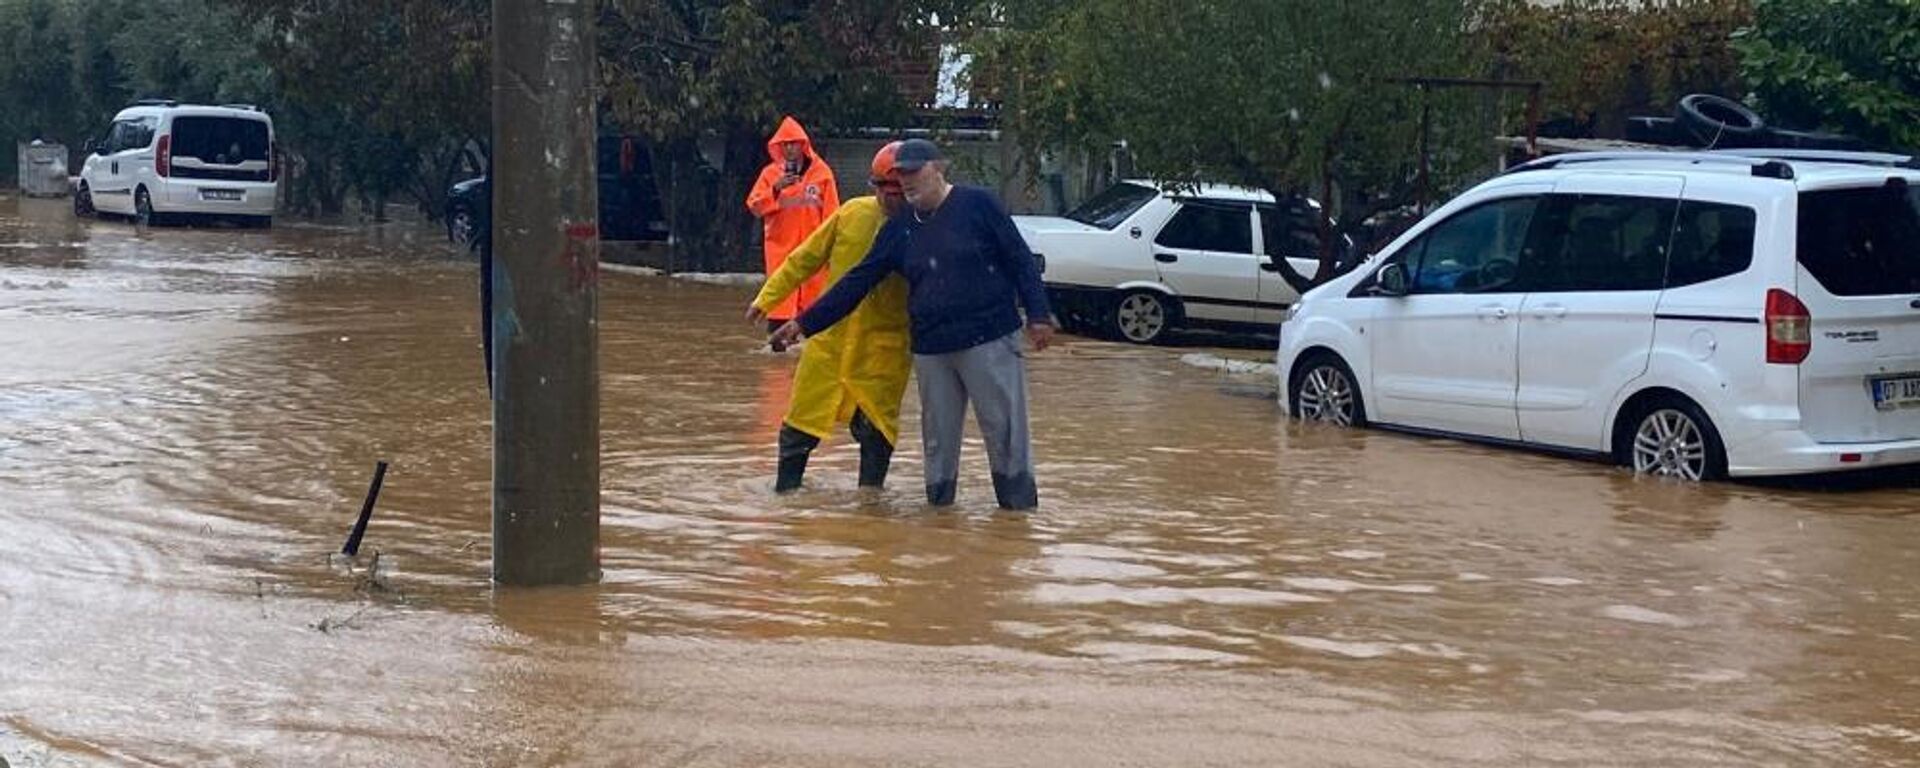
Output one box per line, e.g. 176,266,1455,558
1793,179,1920,443
169,115,271,182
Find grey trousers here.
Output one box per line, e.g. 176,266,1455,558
913,331,1038,509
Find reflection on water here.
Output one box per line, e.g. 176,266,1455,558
4,191,1920,765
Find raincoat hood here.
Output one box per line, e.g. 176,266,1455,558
766,116,819,162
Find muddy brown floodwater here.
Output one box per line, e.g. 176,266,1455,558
4,191,1920,767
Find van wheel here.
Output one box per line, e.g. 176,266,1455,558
1290,353,1366,427
134,187,157,225
448,207,478,251
1113,290,1177,344
73,182,95,217
1621,397,1727,481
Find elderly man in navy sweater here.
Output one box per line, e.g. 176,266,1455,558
770,139,1056,510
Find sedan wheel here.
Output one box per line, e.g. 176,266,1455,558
1114,292,1170,344
1295,362,1360,426
1632,408,1710,481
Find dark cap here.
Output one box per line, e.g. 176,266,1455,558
893,138,945,171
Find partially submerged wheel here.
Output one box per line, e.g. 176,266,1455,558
1625,398,1727,482
1290,354,1365,427
449,207,478,251
134,186,155,225
73,182,96,218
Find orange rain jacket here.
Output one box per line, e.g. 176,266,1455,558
745,117,839,321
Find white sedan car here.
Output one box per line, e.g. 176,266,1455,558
1015,182,1349,344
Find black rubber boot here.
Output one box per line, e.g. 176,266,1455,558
776,424,820,493
925,480,958,506
849,409,895,488
990,472,1039,510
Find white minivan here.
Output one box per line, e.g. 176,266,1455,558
1278,150,1920,480
74,101,276,226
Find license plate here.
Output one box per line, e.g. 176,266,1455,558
1872,376,1920,411
201,189,243,201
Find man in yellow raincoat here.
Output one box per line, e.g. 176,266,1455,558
747,143,912,492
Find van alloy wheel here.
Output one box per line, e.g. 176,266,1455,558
1296,364,1357,426
1632,409,1709,481
449,208,477,250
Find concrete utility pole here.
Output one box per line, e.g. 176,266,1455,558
490,0,601,586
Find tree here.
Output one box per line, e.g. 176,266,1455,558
598,0,972,272
1485,0,1751,137
0,0,78,180
974,0,1492,292
1734,0,1920,152
244,0,489,218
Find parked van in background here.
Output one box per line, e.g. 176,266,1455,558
74,100,276,227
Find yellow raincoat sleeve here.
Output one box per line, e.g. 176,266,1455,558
753,207,839,312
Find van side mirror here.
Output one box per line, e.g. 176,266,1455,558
82,138,98,154
1373,262,1410,296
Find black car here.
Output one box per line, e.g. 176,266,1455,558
447,135,669,252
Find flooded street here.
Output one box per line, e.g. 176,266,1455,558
5,190,1920,766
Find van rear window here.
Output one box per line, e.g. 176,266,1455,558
171,116,269,165
1797,184,1920,297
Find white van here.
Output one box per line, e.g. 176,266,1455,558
74,101,276,226
1277,150,1920,481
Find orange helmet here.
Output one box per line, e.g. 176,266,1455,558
870,141,904,185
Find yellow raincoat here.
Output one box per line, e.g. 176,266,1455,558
752,196,911,444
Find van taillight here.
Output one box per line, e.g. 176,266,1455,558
155,134,171,178
268,140,277,182
1766,288,1811,365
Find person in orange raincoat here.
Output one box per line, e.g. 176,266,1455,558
745,117,839,328
747,143,912,492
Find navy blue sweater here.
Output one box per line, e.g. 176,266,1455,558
798,186,1053,355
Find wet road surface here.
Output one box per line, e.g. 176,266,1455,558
4,192,1920,766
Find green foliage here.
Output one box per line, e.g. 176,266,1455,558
244,0,489,217
1486,0,1751,133
598,0,972,270
0,0,478,219
1734,0,1920,151
0,0,79,179
975,0,1492,288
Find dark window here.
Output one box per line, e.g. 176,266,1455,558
132,117,157,150
1067,182,1158,230
1259,203,1323,257
1518,194,1676,292
170,116,270,164
1401,196,1538,294
1797,184,1920,297
1665,200,1757,288
106,121,135,153
1155,201,1253,253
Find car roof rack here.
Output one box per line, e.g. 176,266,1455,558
1505,151,1800,179
1708,148,1917,168
219,103,259,112
131,98,178,107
